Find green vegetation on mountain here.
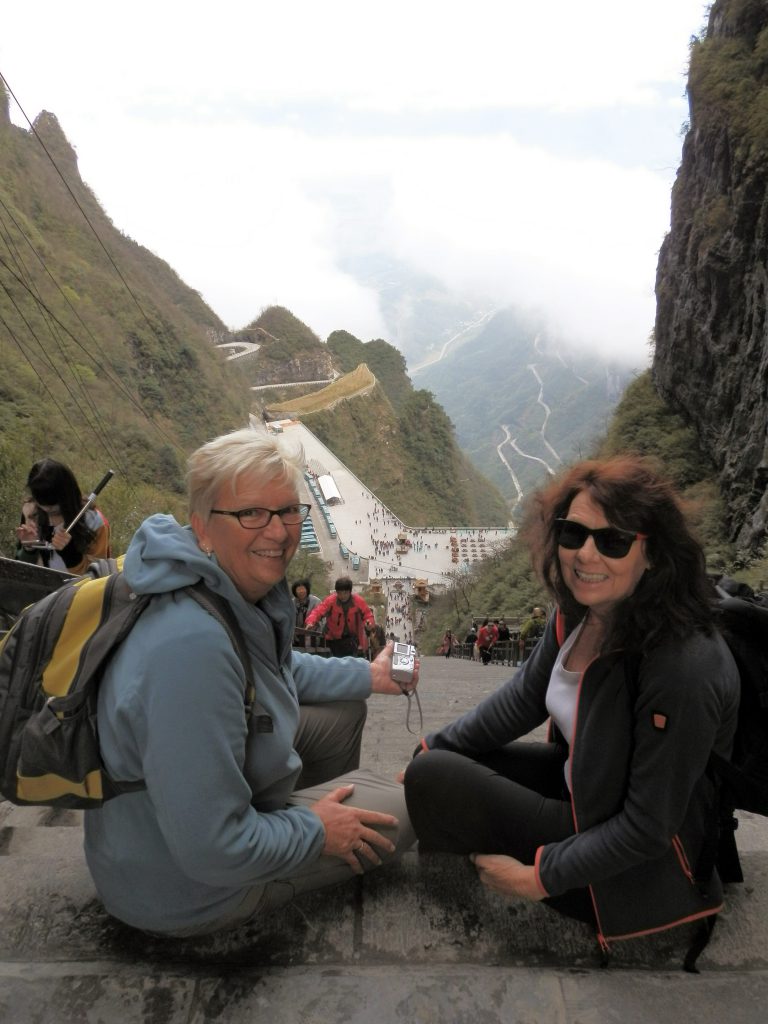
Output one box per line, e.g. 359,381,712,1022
596,373,730,562
687,1,768,159
275,371,510,527
0,96,249,556
242,306,323,361
326,330,412,411
259,321,511,527
269,363,375,415
0,85,510,560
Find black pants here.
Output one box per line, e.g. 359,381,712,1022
403,742,594,923
328,637,360,658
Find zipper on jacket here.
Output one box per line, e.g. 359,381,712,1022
672,834,695,884
565,640,613,962
597,930,611,966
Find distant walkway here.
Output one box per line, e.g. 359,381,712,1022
216,341,260,360
251,375,338,392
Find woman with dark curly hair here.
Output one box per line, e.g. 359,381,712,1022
15,459,110,574
404,455,739,958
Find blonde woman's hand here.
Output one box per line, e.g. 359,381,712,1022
310,784,398,874
369,641,420,696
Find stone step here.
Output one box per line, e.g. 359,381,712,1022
1,837,767,973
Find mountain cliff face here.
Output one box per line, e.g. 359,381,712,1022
654,0,768,556
0,91,249,468
0,89,251,553
231,306,336,385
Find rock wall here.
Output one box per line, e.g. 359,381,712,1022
654,0,768,555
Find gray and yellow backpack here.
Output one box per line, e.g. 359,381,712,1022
0,558,260,808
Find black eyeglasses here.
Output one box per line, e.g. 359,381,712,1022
210,503,311,529
554,518,647,559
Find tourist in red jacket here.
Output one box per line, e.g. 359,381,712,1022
477,618,496,665
306,577,376,657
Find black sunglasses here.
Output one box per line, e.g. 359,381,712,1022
554,518,647,559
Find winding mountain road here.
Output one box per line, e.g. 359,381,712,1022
216,341,261,360
410,309,497,373
493,334,567,506
526,363,562,467
496,426,525,513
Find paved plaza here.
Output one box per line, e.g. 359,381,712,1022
283,419,514,588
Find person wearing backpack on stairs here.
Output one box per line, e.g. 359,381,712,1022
404,456,740,970
82,423,416,937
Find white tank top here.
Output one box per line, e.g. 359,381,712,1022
545,621,585,792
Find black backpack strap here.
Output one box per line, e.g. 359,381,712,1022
714,809,743,884
184,582,273,734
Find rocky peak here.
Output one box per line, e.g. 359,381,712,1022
0,80,10,126
654,0,768,556
31,110,81,181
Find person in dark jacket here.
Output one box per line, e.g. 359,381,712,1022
291,578,321,647
464,624,478,661
291,579,321,627
519,606,547,662
404,455,739,954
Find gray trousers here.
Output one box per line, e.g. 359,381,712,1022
168,700,415,936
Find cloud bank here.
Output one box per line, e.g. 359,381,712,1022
1,0,709,364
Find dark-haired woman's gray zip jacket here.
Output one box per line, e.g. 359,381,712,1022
423,611,740,945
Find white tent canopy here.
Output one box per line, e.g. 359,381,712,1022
317,474,342,505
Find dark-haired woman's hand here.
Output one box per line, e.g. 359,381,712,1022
50,528,71,551
16,522,39,546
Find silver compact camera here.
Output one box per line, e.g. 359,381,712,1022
391,641,417,686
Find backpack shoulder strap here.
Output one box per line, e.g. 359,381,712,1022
184,582,273,734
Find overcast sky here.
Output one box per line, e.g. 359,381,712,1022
1,1,711,365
